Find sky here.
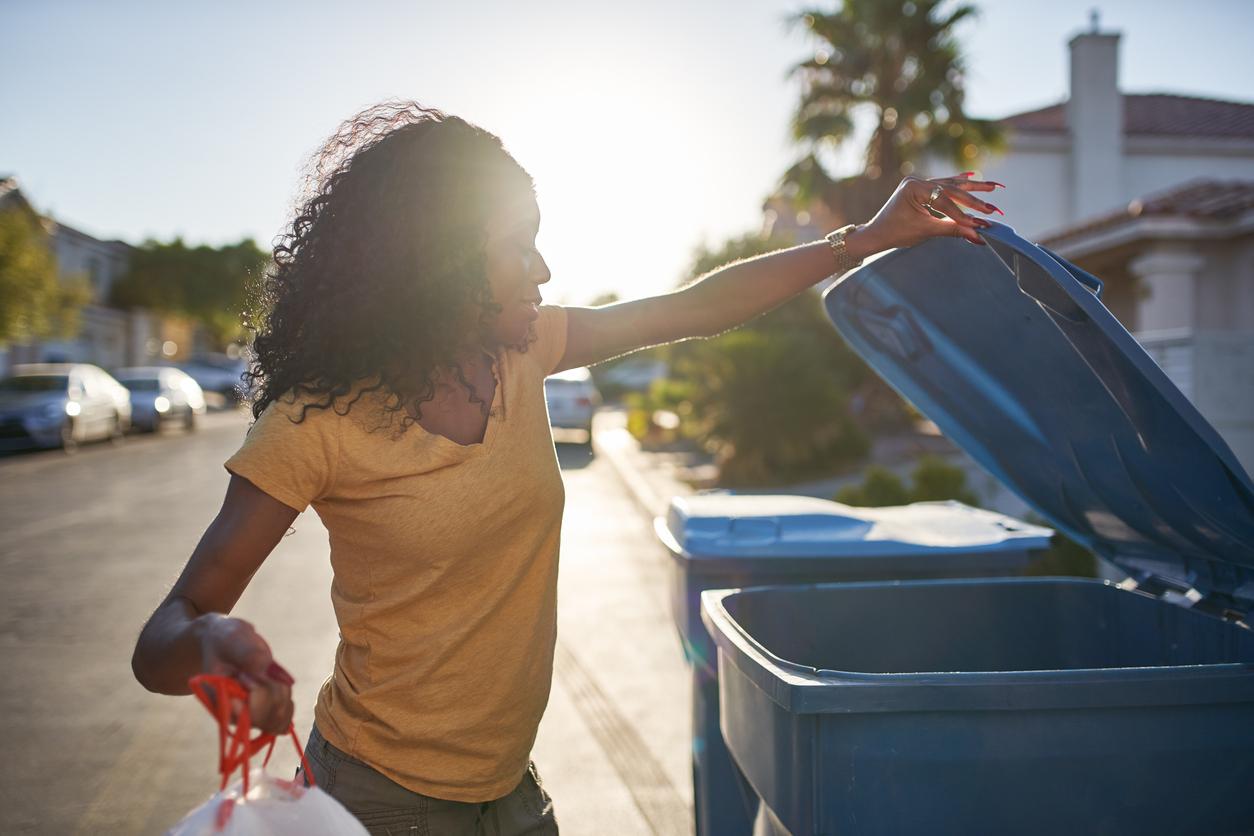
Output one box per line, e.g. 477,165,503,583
3,0,1253,304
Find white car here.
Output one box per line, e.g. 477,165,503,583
0,363,132,451
544,367,601,442
179,353,249,403
114,366,207,432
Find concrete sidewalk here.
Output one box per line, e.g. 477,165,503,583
590,411,695,519
529,414,697,835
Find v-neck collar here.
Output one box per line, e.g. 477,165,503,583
413,347,504,455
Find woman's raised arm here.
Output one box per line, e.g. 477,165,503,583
131,474,300,733
553,174,1001,372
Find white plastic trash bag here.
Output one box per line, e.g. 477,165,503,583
167,768,368,836
166,674,368,835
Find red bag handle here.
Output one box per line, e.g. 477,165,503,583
189,673,316,794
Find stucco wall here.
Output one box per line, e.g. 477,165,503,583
1191,331,1254,478
1124,150,1254,206
974,145,1072,237
51,228,130,305
974,141,1254,239
1197,237,1254,332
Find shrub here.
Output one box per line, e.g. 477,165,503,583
835,456,979,508
835,466,910,506
681,328,870,486
909,456,979,506
1022,514,1098,578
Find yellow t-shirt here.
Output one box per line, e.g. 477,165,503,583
223,305,568,802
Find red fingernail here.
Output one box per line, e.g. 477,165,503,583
960,171,975,177
990,181,1006,189
987,204,1004,216
267,662,295,685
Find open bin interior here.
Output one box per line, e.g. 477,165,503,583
724,579,1254,674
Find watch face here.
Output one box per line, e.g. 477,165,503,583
827,224,855,247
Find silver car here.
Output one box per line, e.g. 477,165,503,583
0,363,132,451
179,352,249,404
114,366,206,432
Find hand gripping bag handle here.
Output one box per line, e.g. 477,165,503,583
189,673,315,794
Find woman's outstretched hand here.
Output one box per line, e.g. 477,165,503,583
851,173,1004,254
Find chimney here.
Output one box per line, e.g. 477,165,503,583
1067,16,1122,219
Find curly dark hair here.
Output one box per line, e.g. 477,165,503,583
243,100,535,430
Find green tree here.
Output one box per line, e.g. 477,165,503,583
784,0,1004,219
110,237,269,346
0,207,90,346
835,455,978,506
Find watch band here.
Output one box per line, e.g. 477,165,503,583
824,223,863,274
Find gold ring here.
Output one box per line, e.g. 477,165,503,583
927,185,943,203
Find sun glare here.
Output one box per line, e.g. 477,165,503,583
479,47,762,306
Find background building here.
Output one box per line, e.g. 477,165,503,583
1039,180,1254,475
0,176,185,375
764,21,1254,477
975,23,1254,474
978,26,1254,238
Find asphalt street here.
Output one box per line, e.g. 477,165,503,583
0,409,693,834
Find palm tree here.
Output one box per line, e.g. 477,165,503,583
782,0,1003,220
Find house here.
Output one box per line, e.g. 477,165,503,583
0,176,176,374
765,20,1254,476
977,26,1254,239
973,24,1254,475
1037,179,1254,475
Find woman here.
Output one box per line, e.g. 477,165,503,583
131,101,1000,834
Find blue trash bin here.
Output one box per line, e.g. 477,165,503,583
701,222,1254,835
657,494,1052,836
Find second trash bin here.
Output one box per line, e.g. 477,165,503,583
657,493,1052,836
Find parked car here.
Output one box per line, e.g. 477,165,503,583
544,366,601,441
0,363,132,451
179,353,249,404
113,366,206,432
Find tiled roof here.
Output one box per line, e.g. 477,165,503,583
1003,93,1254,139
1040,179,1254,244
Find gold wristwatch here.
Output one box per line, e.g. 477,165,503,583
824,224,863,274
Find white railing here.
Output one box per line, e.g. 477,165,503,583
1135,328,1195,403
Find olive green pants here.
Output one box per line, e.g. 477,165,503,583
298,725,560,836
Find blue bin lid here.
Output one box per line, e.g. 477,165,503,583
663,493,1052,560
823,222,1254,613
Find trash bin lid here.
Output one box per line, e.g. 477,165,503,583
663,493,1052,560
823,221,1254,614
